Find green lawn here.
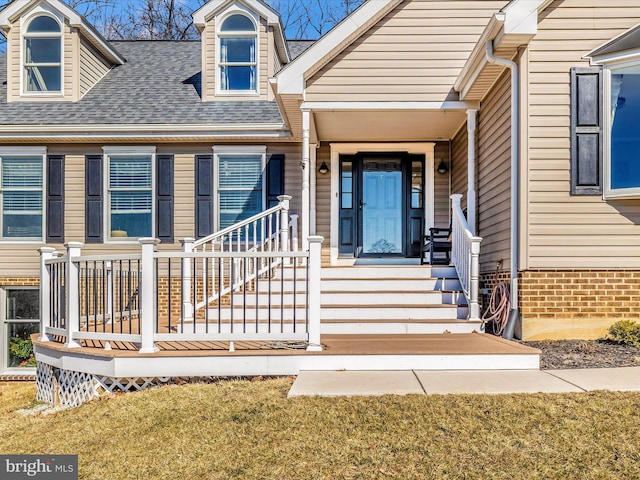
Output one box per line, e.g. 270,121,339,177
1,379,639,479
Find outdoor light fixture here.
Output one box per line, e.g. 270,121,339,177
437,160,449,174
318,161,330,174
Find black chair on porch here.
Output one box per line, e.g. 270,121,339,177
420,227,452,265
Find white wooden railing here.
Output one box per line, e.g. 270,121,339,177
450,194,482,321
181,195,299,320
38,235,323,353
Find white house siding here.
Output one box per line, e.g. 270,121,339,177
79,37,111,97
526,0,640,269
477,70,511,274
305,0,507,102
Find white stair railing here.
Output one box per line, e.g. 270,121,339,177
450,194,482,321
181,195,299,320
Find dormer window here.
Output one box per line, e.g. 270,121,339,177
218,13,257,93
23,15,62,93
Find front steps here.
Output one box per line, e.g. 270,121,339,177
194,263,481,335
320,265,480,335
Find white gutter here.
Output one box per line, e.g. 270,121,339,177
486,40,520,335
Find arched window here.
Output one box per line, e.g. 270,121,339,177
218,13,257,92
23,15,62,93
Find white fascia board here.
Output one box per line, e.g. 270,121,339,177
193,0,288,62
0,123,291,141
300,101,479,111
193,0,280,28
276,0,400,95
502,0,545,35
588,47,640,66
0,0,124,64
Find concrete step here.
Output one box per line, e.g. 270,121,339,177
320,265,458,280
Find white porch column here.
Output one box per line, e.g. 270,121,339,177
301,109,311,250
467,109,477,236
310,143,317,235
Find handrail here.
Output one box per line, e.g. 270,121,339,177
193,203,284,249
450,194,482,321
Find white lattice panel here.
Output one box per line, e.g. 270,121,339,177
96,376,172,393
57,369,97,407
35,362,55,405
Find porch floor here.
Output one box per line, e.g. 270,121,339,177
35,332,537,358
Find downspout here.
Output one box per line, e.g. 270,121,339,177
486,40,519,339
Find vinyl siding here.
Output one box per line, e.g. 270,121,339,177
202,15,270,101
433,142,451,229
306,0,507,102
451,122,468,213
7,18,76,102
315,145,332,263
0,143,302,278
478,70,511,274
526,0,640,269
79,37,111,97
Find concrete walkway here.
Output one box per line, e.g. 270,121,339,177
288,367,640,397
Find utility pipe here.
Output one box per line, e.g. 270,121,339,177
486,40,519,339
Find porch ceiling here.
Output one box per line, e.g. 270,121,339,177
312,109,467,142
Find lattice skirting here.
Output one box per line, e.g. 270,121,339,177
36,361,172,407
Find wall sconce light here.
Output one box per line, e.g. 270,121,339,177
318,161,330,174
437,160,449,175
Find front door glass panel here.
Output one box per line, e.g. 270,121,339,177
362,158,402,254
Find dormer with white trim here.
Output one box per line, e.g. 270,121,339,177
0,0,125,103
192,0,289,102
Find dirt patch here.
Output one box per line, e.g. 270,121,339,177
522,339,640,370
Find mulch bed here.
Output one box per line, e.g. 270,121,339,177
521,339,640,370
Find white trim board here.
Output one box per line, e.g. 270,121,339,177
329,142,435,266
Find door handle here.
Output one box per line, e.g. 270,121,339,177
359,200,366,210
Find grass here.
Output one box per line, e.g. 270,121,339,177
1,379,640,479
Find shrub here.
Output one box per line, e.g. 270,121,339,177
8,335,36,367
607,320,640,347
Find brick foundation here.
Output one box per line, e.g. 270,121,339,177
481,269,640,340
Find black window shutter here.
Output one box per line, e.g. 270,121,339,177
570,66,603,195
195,154,214,239
266,154,285,208
46,155,65,243
85,154,103,243
156,154,174,243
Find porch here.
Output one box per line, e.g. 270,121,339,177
31,193,532,407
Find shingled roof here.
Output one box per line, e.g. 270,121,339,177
0,41,284,126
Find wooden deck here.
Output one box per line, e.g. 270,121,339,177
34,332,537,358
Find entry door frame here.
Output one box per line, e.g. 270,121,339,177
329,143,435,266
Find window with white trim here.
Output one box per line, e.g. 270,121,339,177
23,15,62,93
215,147,265,230
218,13,257,93
2,288,39,371
607,62,640,195
106,150,154,240
0,152,44,240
